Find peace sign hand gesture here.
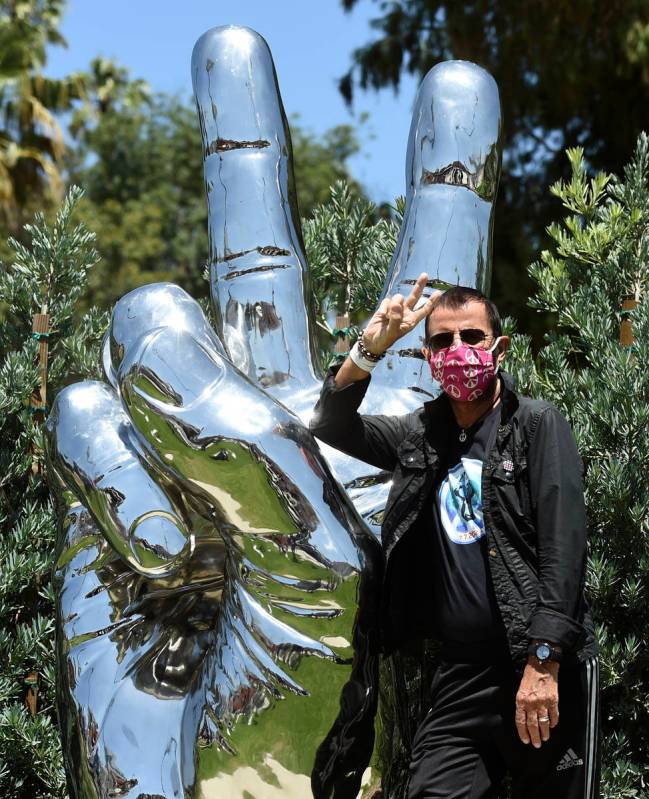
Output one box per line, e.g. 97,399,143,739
362,272,442,355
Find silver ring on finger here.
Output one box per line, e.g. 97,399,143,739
538,716,550,723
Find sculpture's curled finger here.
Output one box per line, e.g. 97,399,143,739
102,281,226,393
45,286,238,796
45,381,194,576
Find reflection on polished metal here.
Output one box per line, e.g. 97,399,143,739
46,380,195,577
47,23,503,799
102,281,227,392
190,29,502,541
190,25,387,537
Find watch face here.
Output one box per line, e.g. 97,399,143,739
536,644,551,660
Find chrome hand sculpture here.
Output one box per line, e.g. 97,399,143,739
45,25,502,799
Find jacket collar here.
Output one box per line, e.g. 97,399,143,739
498,371,520,422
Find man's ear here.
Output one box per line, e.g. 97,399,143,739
495,335,510,367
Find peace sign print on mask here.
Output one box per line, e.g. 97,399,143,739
429,340,501,402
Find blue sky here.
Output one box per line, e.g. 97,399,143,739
46,0,421,204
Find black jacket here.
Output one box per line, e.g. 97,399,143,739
309,365,598,671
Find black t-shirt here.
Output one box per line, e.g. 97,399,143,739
429,403,506,642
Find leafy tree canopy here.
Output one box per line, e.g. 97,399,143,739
0,0,74,231
0,0,367,316
0,0,149,259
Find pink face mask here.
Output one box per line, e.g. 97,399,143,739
428,338,502,402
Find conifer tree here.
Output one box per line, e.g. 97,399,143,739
304,180,401,365
507,135,649,797
0,187,106,798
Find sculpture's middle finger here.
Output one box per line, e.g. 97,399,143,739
370,60,502,398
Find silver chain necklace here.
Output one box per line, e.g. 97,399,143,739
457,390,502,443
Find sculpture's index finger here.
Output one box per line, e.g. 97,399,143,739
191,26,286,165
192,26,321,403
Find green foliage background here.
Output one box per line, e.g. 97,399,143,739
0,188,107,798
504,141,649,796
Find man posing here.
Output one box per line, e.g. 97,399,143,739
309,274,600,798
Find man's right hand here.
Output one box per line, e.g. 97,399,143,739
334,272,442,389
362,272,441,355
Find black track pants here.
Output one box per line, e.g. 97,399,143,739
407,647,600,799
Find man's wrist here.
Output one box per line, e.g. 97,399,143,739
526,655,560,675
333,354,373,388
357,335,387,361
527,639,563,665
349,341,381,373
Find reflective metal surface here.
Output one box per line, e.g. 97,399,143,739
192,25,321,405
46,24,503,799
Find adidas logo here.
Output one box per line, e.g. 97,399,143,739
556,748,584,771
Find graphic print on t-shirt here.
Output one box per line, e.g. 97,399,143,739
438,457,485,544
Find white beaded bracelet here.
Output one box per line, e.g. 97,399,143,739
349,341,381,373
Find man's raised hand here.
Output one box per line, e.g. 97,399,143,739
362,272,442,355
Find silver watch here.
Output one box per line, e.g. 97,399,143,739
528,641,563,663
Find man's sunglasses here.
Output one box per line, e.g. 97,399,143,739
425,328,493,351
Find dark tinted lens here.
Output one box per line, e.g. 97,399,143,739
429,332,454,350
460,329,487,345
